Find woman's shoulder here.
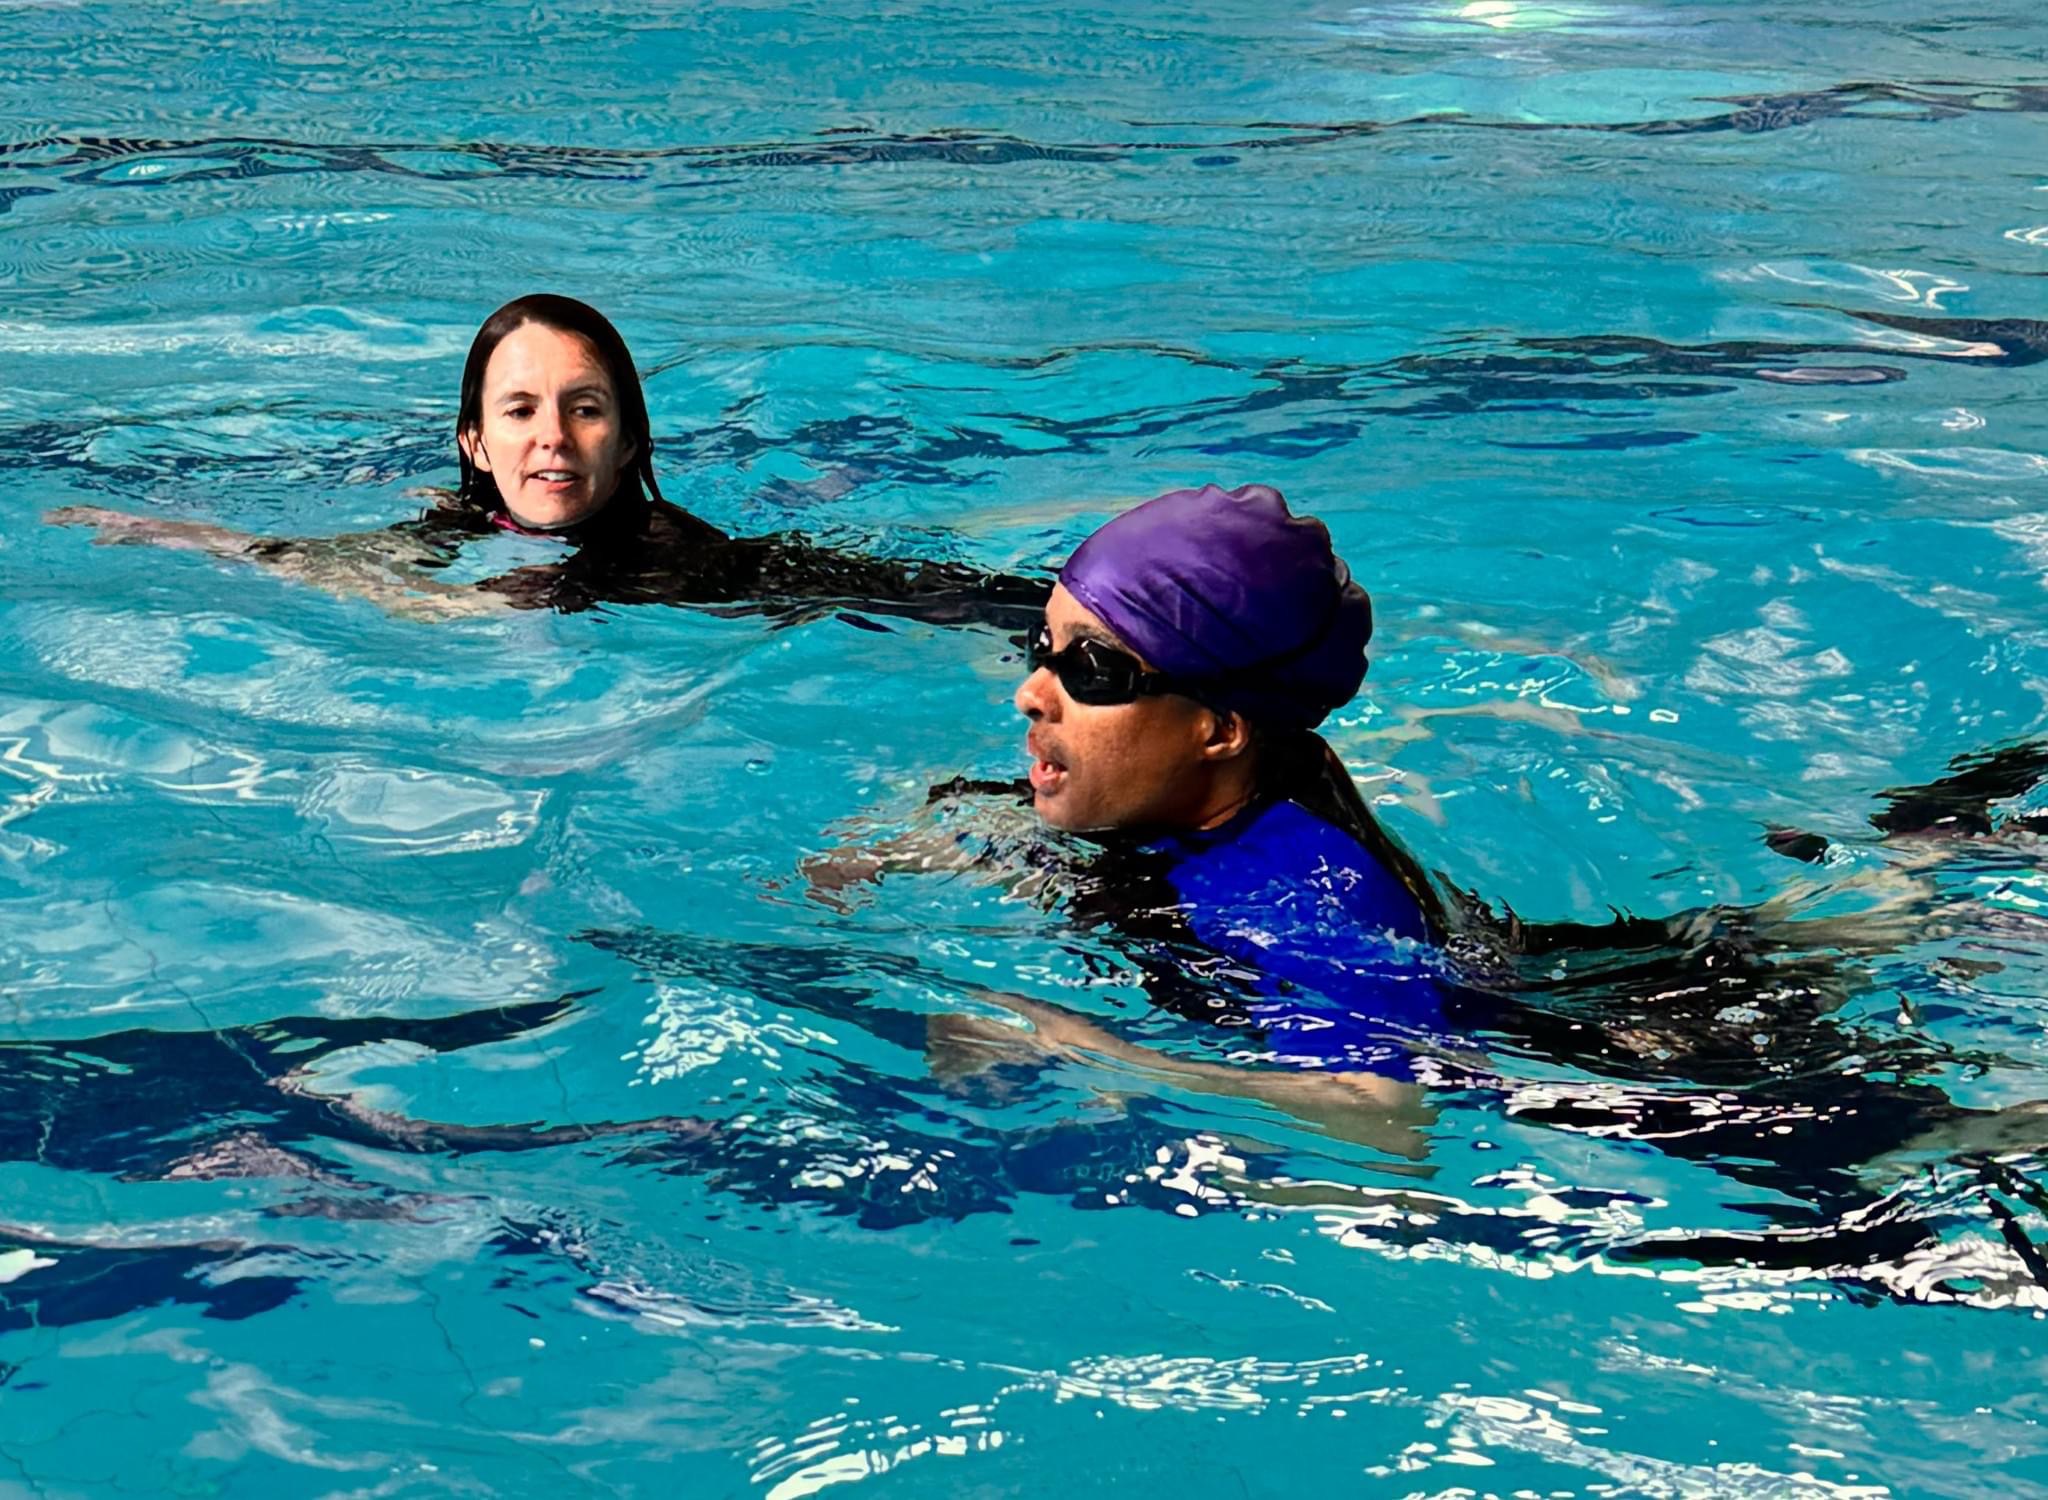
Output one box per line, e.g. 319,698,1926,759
630,497,732,548
1154,769,1436,944
1195,798,1382,894
401,486,495,530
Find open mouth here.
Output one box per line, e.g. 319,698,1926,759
1027,735,1068,796
530,469,581,486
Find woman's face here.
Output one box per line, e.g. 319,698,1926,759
460,321,635,529
1014,584,1223,833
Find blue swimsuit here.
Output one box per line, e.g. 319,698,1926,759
1141,797,1449,1078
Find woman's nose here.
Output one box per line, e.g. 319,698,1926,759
1014,665,1057,721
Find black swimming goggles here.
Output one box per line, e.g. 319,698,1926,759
1025,621,1213,707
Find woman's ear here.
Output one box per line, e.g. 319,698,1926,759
459,426,490,472
1200,708,1254,764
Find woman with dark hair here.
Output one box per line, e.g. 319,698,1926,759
803,483,2048,1283
48,294,1047,627
453,292,666,530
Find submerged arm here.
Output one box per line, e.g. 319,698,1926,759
46,501,505,620
800,777,1049,909
931,989,1436,1162
744,533,1050,631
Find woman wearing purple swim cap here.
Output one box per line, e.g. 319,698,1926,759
1006,483,1451,1072
814,485,2048,1236
1020,482,1386,839
801,480,1446,1151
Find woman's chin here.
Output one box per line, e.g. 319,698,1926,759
1032,789,1100,833
506,490,603,530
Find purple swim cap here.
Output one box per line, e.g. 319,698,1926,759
1059,483,1373,730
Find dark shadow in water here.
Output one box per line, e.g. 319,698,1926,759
4,80,2044,198
0,995,605,1179
1792,305,2048,368
0,943,1207,1259
1159,80,2048,145
1408,740,2048,1292
0,1229,307,1332
0,994,723,1331
0,1004,576,1333
1766,737,2048,853
1519,317,2046,374
0,130,1115,193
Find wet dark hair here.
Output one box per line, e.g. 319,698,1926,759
455,294,664,510
1256,727,1448,938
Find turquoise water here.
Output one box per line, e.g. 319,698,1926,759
5,0,2048,1493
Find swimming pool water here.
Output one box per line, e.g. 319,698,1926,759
4,1,2048,1494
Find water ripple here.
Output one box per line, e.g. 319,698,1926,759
0,75,2040,204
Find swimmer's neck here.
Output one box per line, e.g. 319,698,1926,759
1193,782,1259,831
1111,763,1261,841
498,485,631,535
1188,747,1265,831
